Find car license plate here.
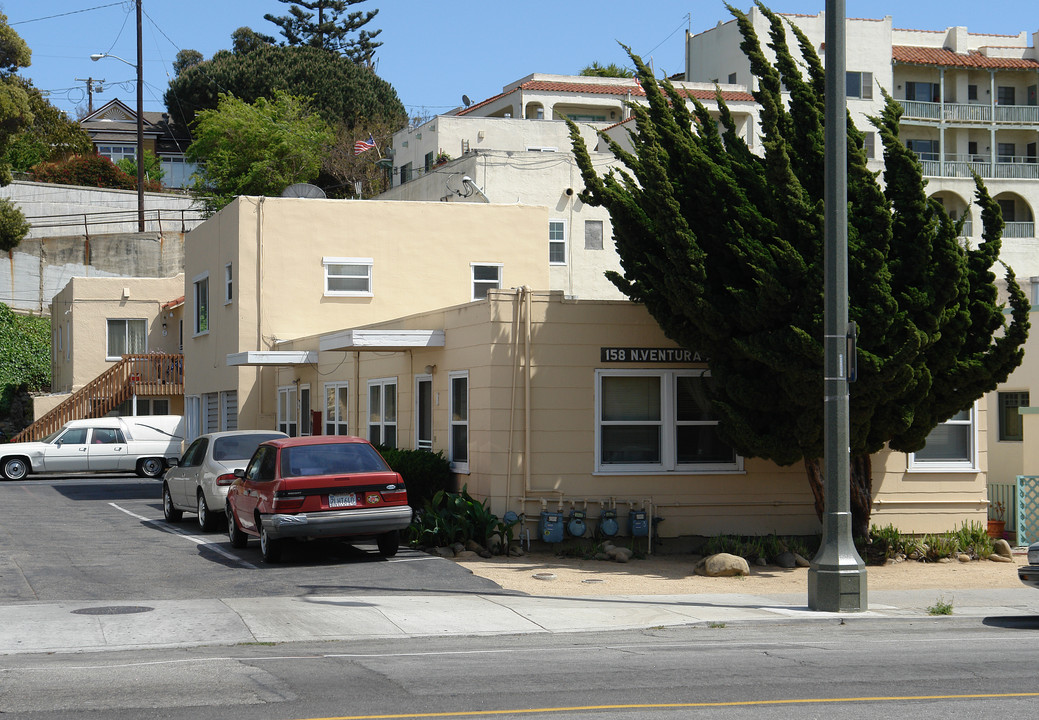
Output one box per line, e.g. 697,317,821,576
328,492,357,508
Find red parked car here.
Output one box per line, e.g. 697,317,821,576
225,436,411,563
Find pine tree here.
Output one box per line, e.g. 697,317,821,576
263,0,382,65
569,3,1028,537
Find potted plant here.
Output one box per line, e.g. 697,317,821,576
987,500,1006,539
433,149,451,168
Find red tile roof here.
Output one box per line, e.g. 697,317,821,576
893,45,1039,70
457,80,754,115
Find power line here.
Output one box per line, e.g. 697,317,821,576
10,2,125,26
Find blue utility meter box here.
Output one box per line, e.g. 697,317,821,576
539,512,565,543
629,509,649,537
598,509,619,537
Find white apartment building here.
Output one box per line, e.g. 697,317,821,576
379,74,758,300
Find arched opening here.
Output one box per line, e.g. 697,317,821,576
992,192,1035,239
930,190,973,239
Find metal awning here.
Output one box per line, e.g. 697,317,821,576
319,329,445,352
226,351,318,366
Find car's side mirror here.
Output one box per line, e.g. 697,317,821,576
234,468,245,478
167,458,179,467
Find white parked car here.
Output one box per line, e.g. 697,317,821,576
1018,542,1039,589
0,416,184,480
162,430,287,531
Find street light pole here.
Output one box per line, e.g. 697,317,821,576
807,0,868,612
91,0,145,232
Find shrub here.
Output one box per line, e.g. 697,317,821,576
376,447,452,506
404,485,505,549
30,154,162,192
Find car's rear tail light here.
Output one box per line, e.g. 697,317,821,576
273,496,305,512
381,487,408,503
215,473,237,486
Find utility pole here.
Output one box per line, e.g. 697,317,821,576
135,0,144,231
74,77,104,114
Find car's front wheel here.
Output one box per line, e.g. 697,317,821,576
197,491,218,532
1,457,29,481
137,457,164,479
377,529,400,557
259,524,283,563
162,483,182,522
227,504,248,548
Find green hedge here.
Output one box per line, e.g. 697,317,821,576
376,447,453,506
0,303,50,424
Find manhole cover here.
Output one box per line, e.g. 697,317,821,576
71,606,155,616
532,572,557,581
581,578,605,584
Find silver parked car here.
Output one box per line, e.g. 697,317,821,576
163,431,287,531
1019,542,1039,589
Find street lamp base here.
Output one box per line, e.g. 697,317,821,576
808,564,868,611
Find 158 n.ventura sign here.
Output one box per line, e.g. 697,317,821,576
600,347,707,363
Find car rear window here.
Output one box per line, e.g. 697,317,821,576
213,433,285,462
280,442,390,477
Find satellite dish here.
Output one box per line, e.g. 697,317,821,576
462,94,472,107
280,183,326,199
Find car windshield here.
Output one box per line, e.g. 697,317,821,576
41,429,63,444
281,442,390,477
212,433,285,462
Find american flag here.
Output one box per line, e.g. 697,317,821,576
353,134,376,155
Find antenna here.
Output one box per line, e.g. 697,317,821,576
280,183,326,199
462,94,472,107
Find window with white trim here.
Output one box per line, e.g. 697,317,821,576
324,382,349,435
106,318,147,360
595,369,740,473
450,371,469,472
224,262,233,304
323,257,373,296
300,384,311,436
549,220,567,264
97,144,137,163
471,263,502,300
193,273,209,335
368,378,397,448
908,405,977,470
846,71,873,99
416,375,432,451
278,385,298,436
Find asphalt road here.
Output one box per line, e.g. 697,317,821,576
2,619,1039,719
0,473,502,603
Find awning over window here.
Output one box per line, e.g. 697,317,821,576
319,329,445,352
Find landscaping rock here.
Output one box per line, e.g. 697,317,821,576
957,554,972,563
487,533,502,553
993,539,1013,559
451,542,466,555
455,550,480,560
774,551,797,569
508,545,526,557
988,553,1014,563
793,553,812,568
611,547,634,563
694,553,750,577
434,546,455,558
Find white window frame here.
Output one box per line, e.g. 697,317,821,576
224,262,233,304
185,395,201,442
998,391,1029,442
277,385,298,436
415,374,433,451
300,384,312,436
594,368,742,475
367,377,397,448
907,403,979,472
220,390,238,431
106,318,147,361
323,257,373,297
549,219,567,265
470,262,503,301
449,371,469,473
846,70,873,100
192,272,209,336
324,382,349,436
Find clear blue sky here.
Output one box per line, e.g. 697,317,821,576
8,1,1038,119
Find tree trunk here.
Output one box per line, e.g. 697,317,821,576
804,454,874,540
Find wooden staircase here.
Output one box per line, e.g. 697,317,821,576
10,354,184,443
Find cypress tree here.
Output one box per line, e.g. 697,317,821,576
570,2,1028,537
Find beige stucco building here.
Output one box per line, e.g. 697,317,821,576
182,196,548,439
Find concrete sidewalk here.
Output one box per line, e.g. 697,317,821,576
5,586,1039,656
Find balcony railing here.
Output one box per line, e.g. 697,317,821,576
918,153,1039,180
901,100,1039,125
1004,221,1036,238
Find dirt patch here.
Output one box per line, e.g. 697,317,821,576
454,551,1027,596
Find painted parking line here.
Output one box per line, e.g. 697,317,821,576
109,502,259,569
